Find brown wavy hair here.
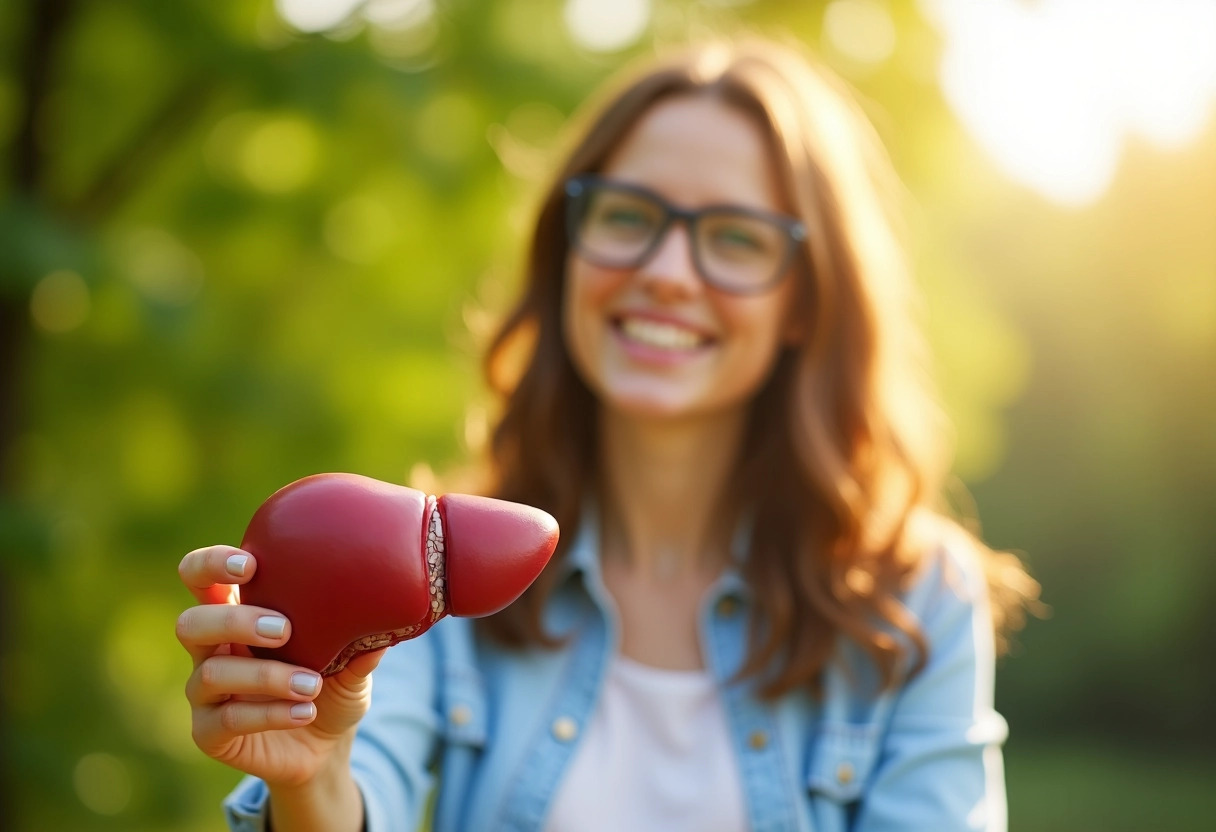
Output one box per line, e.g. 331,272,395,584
477,37,1038,698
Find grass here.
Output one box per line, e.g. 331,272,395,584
1006,740,1215,832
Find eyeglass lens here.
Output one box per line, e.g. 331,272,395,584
569,181,796,292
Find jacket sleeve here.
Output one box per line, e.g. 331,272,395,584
222,629,442,832
854,539,1009,832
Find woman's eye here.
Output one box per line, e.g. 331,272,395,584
713,226,766,252
602,208,652,228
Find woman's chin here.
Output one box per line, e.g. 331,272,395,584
598,386,723,425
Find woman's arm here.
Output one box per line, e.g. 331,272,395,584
266,735,364,832
856,540,1009,832
222,612,443,832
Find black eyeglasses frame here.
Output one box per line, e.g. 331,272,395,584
564,175,807,295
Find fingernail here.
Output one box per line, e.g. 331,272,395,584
225,553,249,577
290,672,320,696
255,615,287,638
290,702,316,720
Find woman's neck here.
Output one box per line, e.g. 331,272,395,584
596,407,746,581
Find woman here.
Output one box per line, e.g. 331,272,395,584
177,37,1037,832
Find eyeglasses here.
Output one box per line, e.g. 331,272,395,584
564,175,806,294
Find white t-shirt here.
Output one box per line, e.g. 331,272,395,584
543,654,749,832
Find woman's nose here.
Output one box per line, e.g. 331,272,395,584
635,223,702,297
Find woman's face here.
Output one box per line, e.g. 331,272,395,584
562,94,803,423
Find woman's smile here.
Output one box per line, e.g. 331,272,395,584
611,312,715,365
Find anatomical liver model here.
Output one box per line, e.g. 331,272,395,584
239,473,559,675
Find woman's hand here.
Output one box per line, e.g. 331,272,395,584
176,545,385,789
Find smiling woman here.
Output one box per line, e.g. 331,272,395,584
176,35,1038,832
560,96,804,421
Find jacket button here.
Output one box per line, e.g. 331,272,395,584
836,761,855,785
716,597,740,618
747,730,768,750
449,704,472,727
552,716,578,742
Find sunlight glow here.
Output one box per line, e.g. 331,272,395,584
564,0,651,53
276,0,363,33
922,0,1216,206
277,0,434,35
363,0,434,29
824,0,898,66
366,0,438,67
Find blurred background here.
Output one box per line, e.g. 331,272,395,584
0,0,1213,829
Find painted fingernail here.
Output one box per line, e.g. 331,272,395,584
255,616,287,639
290,672,320,696
225,554,249,577
290,702,316,720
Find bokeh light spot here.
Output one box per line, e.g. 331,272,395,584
564,0,651,53
74,753,131,816
462,404,488,454
324,194,397,264
416,92,481,163
506,102,566,148
366,0,438,68
488,101,566,179
204,111,258,182
30,270,91,333
370,17,439,68
408,460,438,493
115,227,205,306
824,0,898,65
275,0,361,33
239,115,320,193
364,0,434,28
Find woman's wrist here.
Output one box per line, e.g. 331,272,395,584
267,736,363,832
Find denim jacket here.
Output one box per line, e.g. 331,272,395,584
224,514,1008,832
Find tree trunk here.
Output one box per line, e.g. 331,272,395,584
2,0,77,822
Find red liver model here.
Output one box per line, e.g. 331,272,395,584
239,473,559,675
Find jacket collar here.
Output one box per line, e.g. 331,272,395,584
556,500,755,602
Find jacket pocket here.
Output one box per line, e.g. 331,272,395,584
439,665,488,748
806,721,881,803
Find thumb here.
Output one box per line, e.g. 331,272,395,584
339,648,387,682
309,648,388,736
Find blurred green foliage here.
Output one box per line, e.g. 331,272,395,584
0,1,1212,830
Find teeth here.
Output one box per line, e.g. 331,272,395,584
619,317,705,350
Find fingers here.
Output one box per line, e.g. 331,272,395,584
179,545,258,605
193,697,320,750
187,655,324,752
187,654,323,706
175,602,292,667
